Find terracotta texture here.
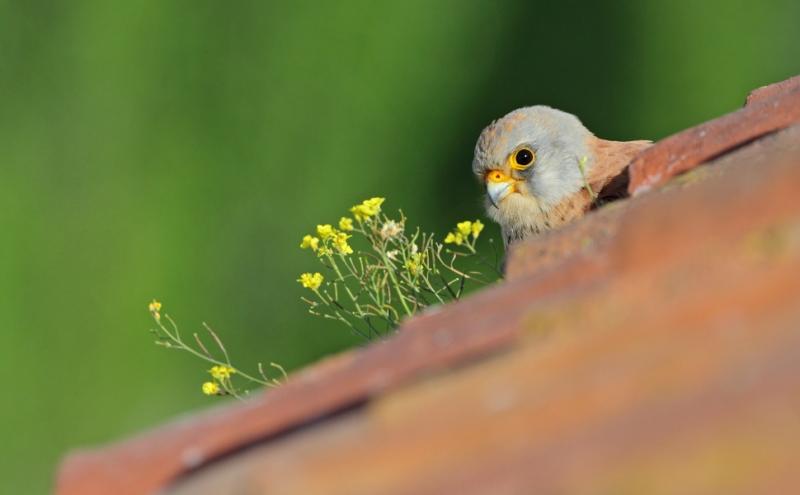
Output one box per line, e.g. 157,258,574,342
745,74,800,105
56,77,800,495
627,76,800,195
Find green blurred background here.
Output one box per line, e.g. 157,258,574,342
1,0,798,492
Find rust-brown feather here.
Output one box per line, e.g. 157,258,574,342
543,138,651,233
588,138,652,194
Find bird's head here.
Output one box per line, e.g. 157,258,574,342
472,106,593,230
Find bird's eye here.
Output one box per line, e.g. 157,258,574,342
511,147,535,170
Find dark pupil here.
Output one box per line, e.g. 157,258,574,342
515,149,533,165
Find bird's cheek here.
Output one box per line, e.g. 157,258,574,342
513,179,530,196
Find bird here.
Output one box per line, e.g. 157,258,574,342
472,106,651,248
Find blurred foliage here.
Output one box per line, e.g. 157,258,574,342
0,0,797,493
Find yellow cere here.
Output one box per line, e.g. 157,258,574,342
485,170,512,183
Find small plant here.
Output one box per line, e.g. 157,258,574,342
297,197,500,339
147,300,287,399
147,196,499,398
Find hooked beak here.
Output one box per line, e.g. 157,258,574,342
485,170,516,208
487,181,513,208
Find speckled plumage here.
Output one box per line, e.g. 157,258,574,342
473,106,650,247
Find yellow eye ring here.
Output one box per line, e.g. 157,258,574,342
509,146,535,171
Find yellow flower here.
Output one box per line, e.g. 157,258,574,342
363,197,385,210
471,220,484,238
404,253,424,276
350,197,385,221
316,224,335,240
317,246,333,257
350,205,369,221
202,381,220,395
300,234,319,251
333,232,353,255
209,365,236,380
148,299,162,321
298,272,324,290
338,217,354,231
457,221,473,237
444,232,464,246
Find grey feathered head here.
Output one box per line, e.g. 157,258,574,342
472,105,650,247
472,105,593,209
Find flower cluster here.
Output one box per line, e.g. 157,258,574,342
350,197,385,221
404,251,424,276
339,217,354,231
297,198,387,291
297,197,498,339
210,364,236,380
299,222,357,258
148,299,162,321
297,272,324,290
444,220,484,250
202,364,238,396
202,381,220,395
147,301,287,399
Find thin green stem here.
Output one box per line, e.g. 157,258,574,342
380,249,413,316
159,316,269,386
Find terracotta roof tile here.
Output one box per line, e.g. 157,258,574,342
627,76,800,195
746,74,800,105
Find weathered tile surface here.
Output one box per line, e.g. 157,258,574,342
627,76,800,195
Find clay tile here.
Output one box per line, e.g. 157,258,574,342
628,75,800,195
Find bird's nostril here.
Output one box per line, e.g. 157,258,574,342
485,170,508,183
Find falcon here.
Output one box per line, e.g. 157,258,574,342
473,106,650,247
